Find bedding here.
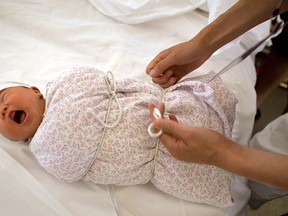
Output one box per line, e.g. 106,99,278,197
87,0,205,24
0,0,269,215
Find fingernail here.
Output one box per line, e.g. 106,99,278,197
171,77,177,84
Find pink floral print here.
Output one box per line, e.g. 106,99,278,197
30,67,237,207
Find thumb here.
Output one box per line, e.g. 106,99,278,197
153,118,189,148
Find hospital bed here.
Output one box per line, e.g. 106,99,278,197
0,0,270,215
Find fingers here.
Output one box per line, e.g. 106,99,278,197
148,103,165,121
148,103,178,123
153,118,185,140
148,103,165,138
153,118,190,159
168,113,178,122
151,70,177,88
146,49,178,80
148,106,195,161
148,103,155,119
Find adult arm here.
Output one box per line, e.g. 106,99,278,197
146,0,288,88
152,117,288,189
148,104,288,189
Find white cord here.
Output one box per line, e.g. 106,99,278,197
107,185,119,216
147,123,163,138
87,71,122,128
87,71,122,216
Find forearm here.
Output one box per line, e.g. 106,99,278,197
194,0,288,54
215,138,288,189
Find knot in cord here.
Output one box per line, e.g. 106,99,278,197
87,71,122,128
106,71,116,95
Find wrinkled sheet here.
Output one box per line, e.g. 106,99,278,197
88,0,205,24
0,0,269,215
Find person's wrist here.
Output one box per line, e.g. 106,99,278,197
185,37,212,69
191,28,218,58
209,132,234,168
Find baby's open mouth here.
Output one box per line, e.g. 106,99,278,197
11,110,26,124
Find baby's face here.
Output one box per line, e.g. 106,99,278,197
0,86,45,141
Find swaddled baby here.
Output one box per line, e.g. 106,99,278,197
1,67,238,207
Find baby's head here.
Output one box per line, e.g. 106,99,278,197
0,81,45,142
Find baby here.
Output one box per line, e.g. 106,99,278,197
0,81,45,141
0,67,237,207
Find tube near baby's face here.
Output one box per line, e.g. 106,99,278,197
0,82,45,142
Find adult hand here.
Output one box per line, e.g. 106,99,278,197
145,0,288,89
146,39,213,88
148,103,229,165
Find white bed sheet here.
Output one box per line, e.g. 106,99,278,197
0,0,268,215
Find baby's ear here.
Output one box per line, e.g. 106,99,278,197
31,86,41,93
22,138,30,143
31,86,44,99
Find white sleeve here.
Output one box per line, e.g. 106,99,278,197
250,113,288,154
249,113,288,205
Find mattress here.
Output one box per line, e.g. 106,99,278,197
0,0,270,215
